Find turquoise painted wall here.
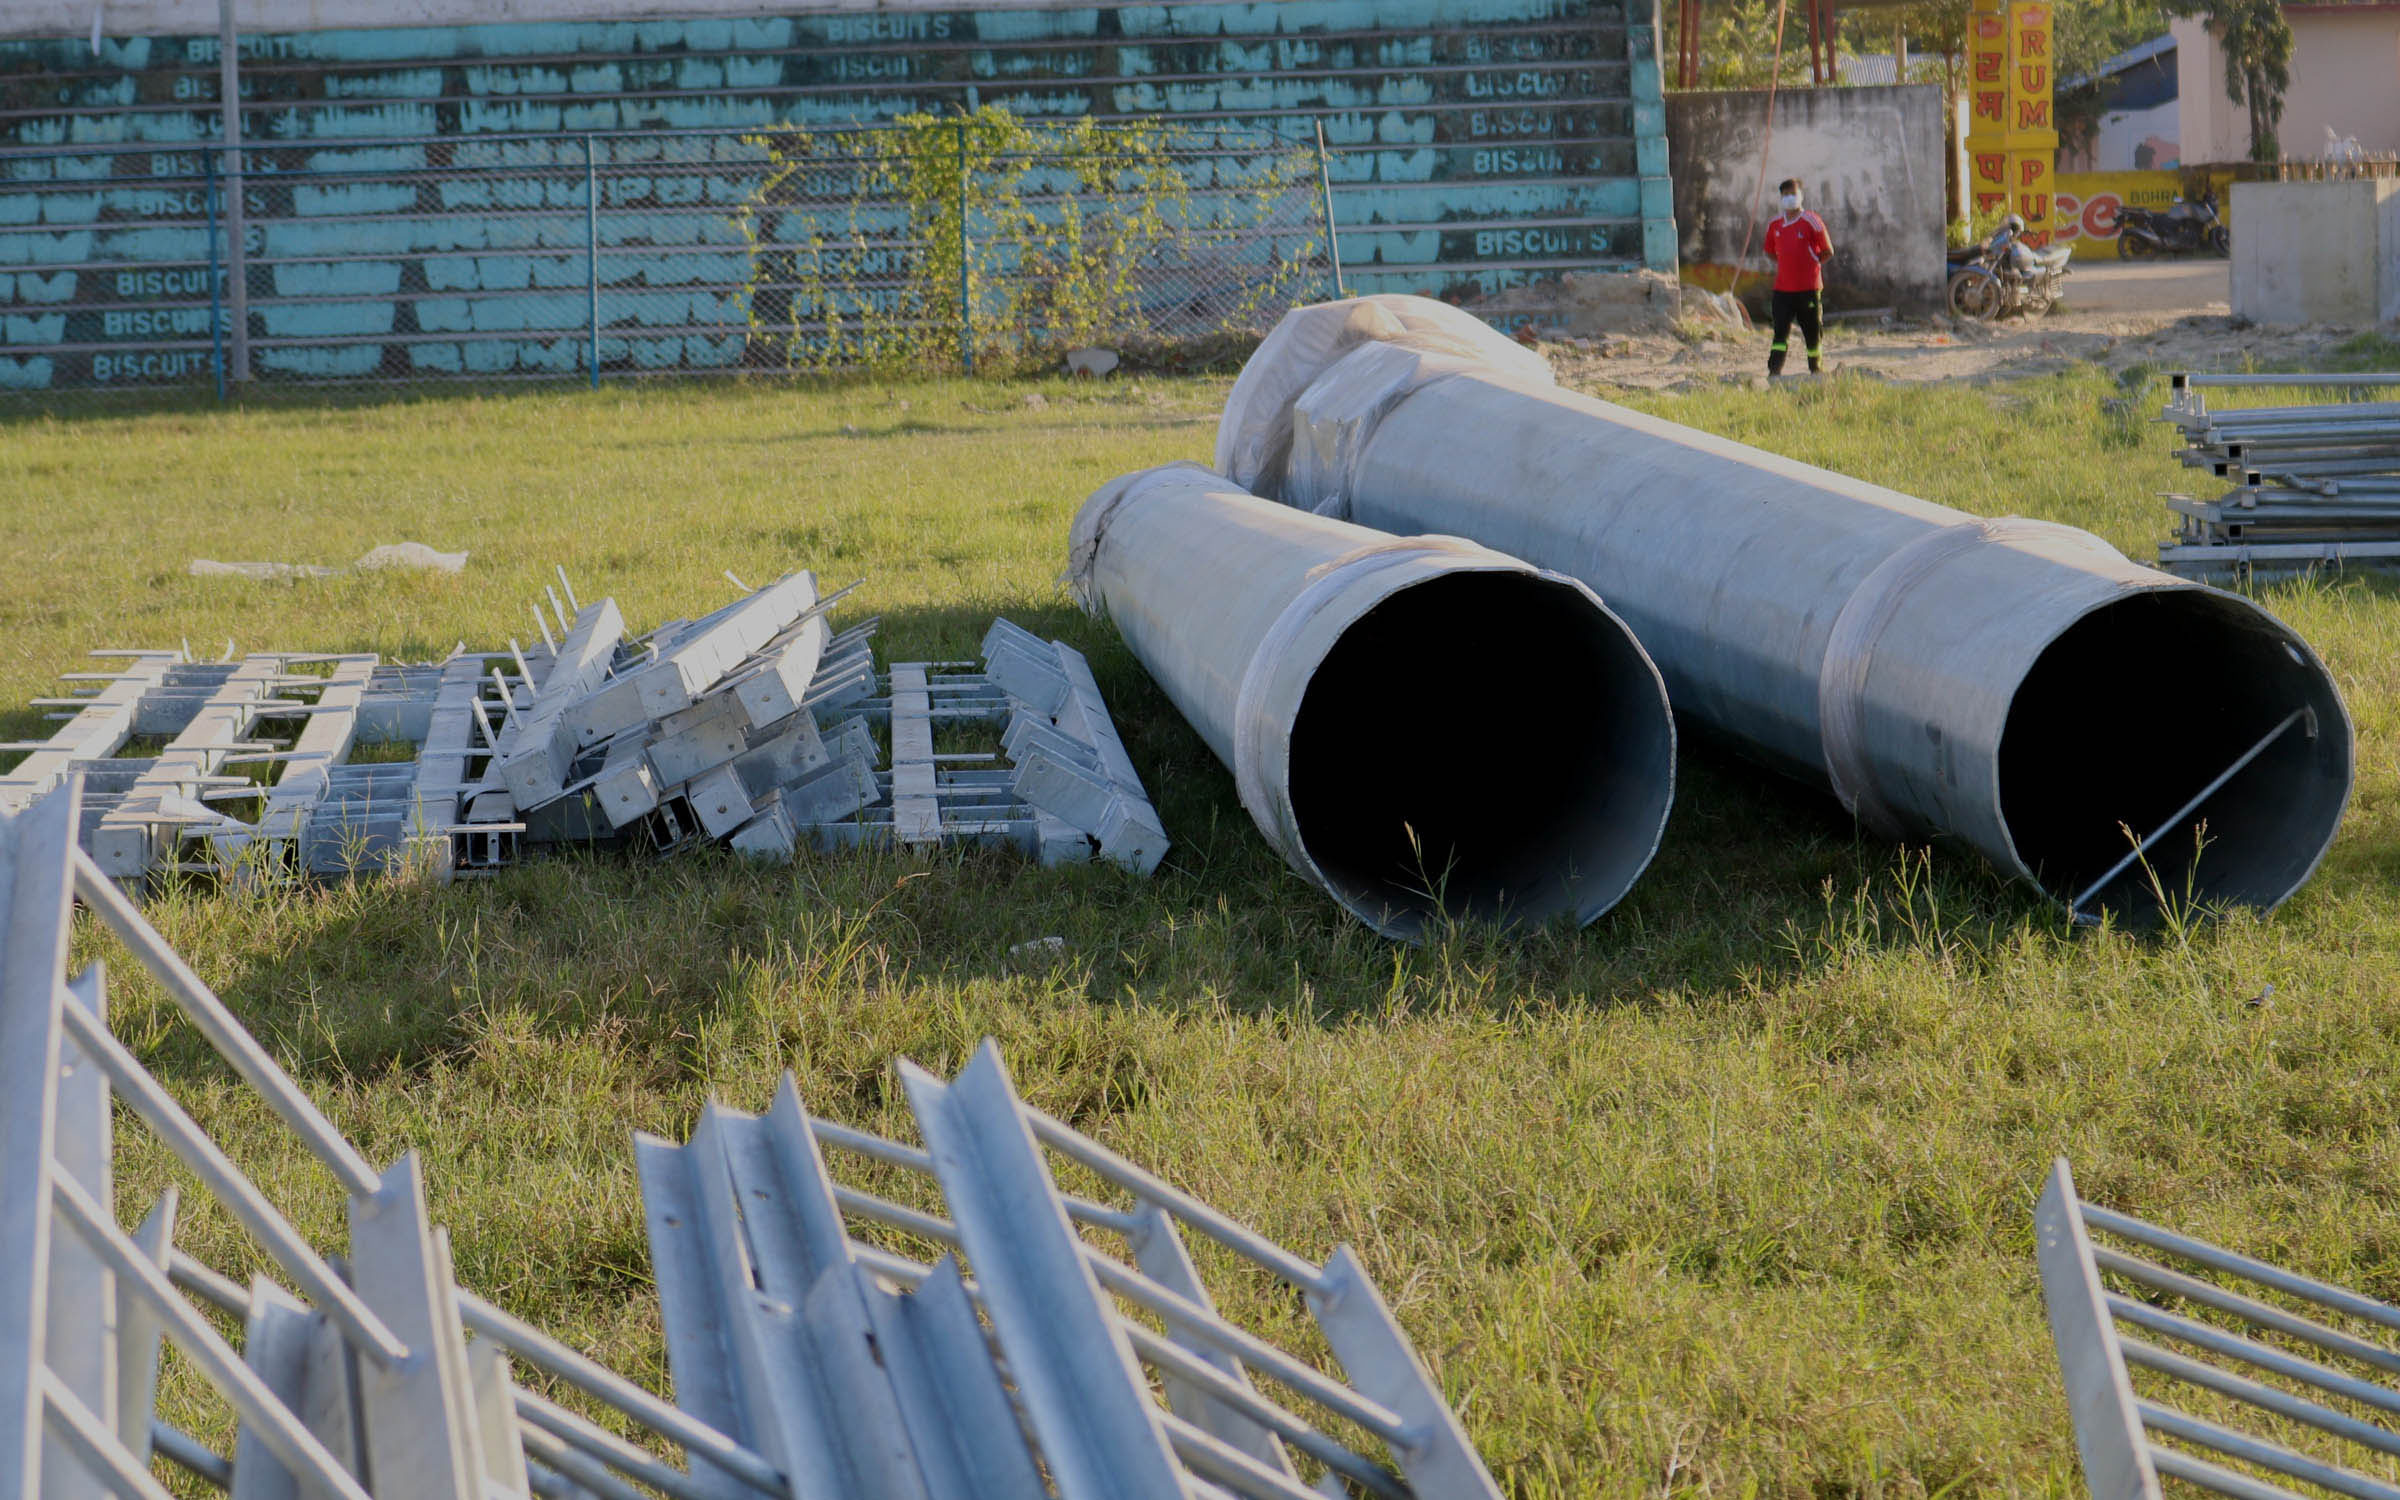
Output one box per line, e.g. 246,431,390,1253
0,0,1676,388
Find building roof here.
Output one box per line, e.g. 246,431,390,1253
2061,32,2175,91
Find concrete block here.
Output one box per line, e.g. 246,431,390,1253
2231,179,2400,327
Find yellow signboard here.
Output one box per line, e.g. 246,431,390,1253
1966,0,2056,242
2052,169,2234,260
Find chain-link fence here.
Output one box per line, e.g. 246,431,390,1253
0,120,1339,398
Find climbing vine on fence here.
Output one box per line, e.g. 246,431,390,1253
734,107,1331,375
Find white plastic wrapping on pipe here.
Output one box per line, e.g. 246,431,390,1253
1215,295,1553,497
1232,296,2354,921
1069,463,1675,939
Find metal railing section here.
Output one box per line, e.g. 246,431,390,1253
2036,1158,2400,1500
2156,369,2400,581
0,777,783,1500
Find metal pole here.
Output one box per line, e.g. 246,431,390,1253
216,0,249,384
203,149,225,402
1311,121,1344,299
954,118,972,375
585,135,600,389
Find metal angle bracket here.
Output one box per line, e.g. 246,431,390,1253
900,1041,1187,1500
346,1153,495,1500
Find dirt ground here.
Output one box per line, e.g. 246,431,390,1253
1543,261,2379,392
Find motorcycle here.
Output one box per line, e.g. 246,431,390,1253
1946,219,2073,322
2117,191,2229,258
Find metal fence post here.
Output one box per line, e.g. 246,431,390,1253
584,136,600,390
1313,120,1345,299
954,119,973,375
203,150,226,403
215,0,249,384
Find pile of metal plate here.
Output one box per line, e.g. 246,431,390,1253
0,572,1165,884
2,779,1483,1500
2157,371,2400,579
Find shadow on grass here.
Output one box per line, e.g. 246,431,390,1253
76,597,2075,1102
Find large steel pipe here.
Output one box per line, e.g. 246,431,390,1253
1069,463,1676,938
1228,298,2353,922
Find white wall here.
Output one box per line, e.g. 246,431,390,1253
2090,99,2179,171
2176,6,2400,164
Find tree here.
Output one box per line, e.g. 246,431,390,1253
2171,0,2292,162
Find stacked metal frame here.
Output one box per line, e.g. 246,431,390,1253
638,1038,1504,1500
0,777,788,1500
0,575,1167,883
2156,372,2400,580
2036,1159,2400,1500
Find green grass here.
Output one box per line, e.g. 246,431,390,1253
10,366,2400,1497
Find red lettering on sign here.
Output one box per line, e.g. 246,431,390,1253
1975,191,2010,214
1974,152,2007,184
2081,192,2121,238
1976,90,2006,122
2019,157,2047,186
1976,14,2004,38
2016,28,2047,56
2018,192,2050,220
2016,99,2050,128
2019,63,2048,93
1974,52,2003,82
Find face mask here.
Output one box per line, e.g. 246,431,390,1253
1780,193,1802,213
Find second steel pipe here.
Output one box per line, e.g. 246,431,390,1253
1070,463,1675,938
1226,298,2354,922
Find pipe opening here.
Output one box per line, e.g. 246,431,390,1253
1998,589,2350,923
1284,571,1674,938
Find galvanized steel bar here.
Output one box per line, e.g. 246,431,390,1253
2081,1202,2400,1334
452,1289,785,1499
0,784,82,1499
48,1173,374,1500
55,998,408,1369
70,852,384,1198
2032,1162,2160,1500
2137,1404,2400,1500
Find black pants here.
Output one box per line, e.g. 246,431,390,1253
1768,289,1822,375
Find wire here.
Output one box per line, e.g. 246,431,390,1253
1730,0,1793,302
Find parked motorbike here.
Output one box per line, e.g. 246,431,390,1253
2117,191,2230,258
1946,217,2073,322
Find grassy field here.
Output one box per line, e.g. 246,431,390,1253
9,350,2400,1498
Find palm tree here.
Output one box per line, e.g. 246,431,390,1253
2171,0,2291,161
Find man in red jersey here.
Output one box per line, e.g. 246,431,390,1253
1760,177,1833,376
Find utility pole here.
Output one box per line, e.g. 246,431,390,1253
218,0,250,382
